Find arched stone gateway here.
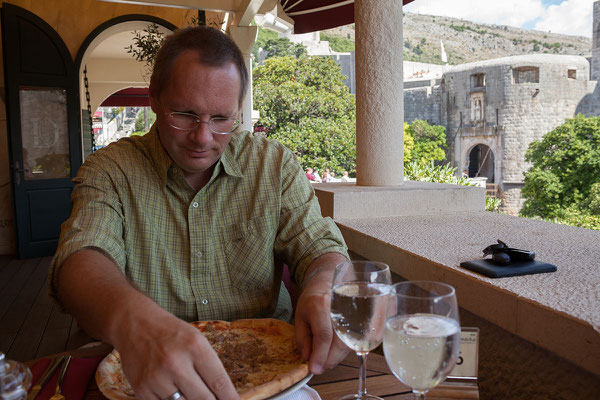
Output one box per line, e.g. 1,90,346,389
467,143,495,183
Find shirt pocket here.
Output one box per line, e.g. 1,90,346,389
221,215,277,292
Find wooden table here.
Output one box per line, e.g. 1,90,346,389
32,343,478,400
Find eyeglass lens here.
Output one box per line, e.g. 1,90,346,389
169,112,237,133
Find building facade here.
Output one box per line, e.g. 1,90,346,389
405,56,599,215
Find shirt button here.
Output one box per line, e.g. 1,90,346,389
196,251,203,257
201,299,209,305
192,202,199,208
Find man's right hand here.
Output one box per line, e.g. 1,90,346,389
114,311,239,400
55,250,240,400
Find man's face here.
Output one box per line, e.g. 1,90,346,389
150,50,241,182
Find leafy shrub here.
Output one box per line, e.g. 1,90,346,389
405,161,503,212
587,183,600,215
521,115,600,219
404,161,472,186
525,207,600,231
406,120,447,163
486,196,502,212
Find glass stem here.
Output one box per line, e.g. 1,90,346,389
357,352,368,398
413,390,427,400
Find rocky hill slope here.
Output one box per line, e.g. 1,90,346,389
322,12,592,65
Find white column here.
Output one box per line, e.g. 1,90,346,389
229,25,258,132
355,0,404,186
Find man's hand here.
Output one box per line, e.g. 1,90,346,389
56,250,240,400
114,311,239,400
294,253,350,375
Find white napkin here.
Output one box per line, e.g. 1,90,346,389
278,385,321,400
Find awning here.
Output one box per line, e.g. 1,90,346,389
100,87,150,107
282,0,417,34
97,1,417,34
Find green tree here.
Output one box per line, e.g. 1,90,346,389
521,114,600,219
252,26,278,66
253,56,355,176
320,33,355,52
262,37,307,59
134,108,156,133
406,119,447,163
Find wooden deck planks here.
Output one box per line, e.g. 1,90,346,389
36,303,75,358
0,256,92,361
5,258,55,361
0,258,45,359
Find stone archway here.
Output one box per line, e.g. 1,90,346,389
74,16,179,158
467,143,495,183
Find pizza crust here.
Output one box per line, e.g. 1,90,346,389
239,362,309,400
96,319,310,400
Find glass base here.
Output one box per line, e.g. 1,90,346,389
337,395,384,400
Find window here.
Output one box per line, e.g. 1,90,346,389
470,73,485,88
513,66,539,83
568,69,577,79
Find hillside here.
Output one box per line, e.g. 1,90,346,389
322,12,592,65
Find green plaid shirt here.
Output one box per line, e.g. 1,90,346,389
50,126,347,322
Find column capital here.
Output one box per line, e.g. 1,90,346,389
228,25,258,56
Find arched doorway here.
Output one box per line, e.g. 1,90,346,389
75,16,176,158
467,143,495,183
2,4,82,258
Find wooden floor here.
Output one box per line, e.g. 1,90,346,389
0,256,93,362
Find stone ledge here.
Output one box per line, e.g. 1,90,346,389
313,181,486,219
335,211,600,377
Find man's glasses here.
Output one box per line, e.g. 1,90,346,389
164,110,240,134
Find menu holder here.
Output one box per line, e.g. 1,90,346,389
446,327,479,384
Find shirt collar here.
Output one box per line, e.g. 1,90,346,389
145,125,245,186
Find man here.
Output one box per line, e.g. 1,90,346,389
49,26,349,400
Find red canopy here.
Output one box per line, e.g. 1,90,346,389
284,0,416,34
101,87,149,107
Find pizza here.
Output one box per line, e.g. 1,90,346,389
96,318,310,400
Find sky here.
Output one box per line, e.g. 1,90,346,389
403,0,594,38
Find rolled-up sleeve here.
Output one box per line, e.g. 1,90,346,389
48,153,127,305
273,149,348,285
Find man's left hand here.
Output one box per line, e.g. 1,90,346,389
294,253,350,375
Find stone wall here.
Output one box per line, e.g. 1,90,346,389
439,55,597,215
404,80,443,125
592,1,600,81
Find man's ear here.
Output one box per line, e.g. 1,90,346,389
148,86,159,113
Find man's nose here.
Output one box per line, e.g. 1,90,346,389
188,121,213,144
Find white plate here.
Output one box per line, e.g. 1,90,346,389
266,373,314,400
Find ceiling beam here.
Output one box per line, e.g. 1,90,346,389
96,0,244,12
231,0,266,26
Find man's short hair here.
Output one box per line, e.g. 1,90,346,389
150,25,248,107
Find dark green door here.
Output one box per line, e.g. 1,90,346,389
2,3,82,258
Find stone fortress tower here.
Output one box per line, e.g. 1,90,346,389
404,0,600,215
593,1,600,80
441,55,597,214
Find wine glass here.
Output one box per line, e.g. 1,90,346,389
330,260,391,400
383,281,461,400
